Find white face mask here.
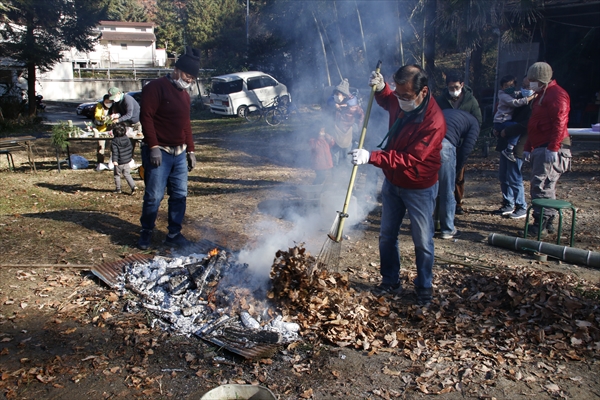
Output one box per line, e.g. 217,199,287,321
530,81,543,92
449,89,461,98
175,77,192,90
104,101,113,108
398,98,418,112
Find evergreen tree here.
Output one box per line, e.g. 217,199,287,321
0,0,108,115
107,0,148,22
153,0,183,58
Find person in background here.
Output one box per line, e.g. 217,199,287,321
493,75,536,162
435,72,482,216
94,94,113,164
137,46,200,250
522,62,572,237
353,64,446,306
326,78,365,167
108,86,141,132
111,122,137,195
492,75,534,219
309,126,334,185
435,109,480,239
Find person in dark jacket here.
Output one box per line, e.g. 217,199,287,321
354,64,446,306
137,46,200,250
435,73,482,215
435,109,480,239
492,75,534,219
111,123,137,195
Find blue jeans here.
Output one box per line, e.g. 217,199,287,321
437,139,457,235
379,178,437,289
498,154,526,210
140,145,188,235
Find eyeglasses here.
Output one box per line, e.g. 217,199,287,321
393,89,419,102
180,71,195,82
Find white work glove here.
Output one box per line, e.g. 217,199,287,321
349,149,370,165
368,71,385,92
545,149,558,164
523,151,531,162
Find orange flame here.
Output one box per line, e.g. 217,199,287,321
209,248,219,256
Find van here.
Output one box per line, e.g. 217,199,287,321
209,71,290,117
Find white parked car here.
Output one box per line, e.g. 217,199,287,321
209,71,290,117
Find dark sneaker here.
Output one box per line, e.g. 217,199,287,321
415,287,433,306
502,149,517,162
137,229,153,250
114,189,122,194
493,204,514,215
455,205,464,215
374,282,403,296
130,187,138,196
164,233,193,248
509,207,527,219
440,229,461,240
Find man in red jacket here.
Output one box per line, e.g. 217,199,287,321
523,62,572,237
351,64,446,305
137,46,200,250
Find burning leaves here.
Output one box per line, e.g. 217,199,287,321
269,246,600,395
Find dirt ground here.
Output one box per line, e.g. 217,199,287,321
0,106,599,399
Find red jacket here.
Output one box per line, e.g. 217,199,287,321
140,76,195,152
370,84,446,189
525,80,570,152
309,135,334,170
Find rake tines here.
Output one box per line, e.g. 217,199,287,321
311,212,343,274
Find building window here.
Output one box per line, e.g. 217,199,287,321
110,27,116,31
140,28,146,32
121,43,127,50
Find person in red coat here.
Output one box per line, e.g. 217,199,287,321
309,126,334,184
351,64,446,306
522,62,572,237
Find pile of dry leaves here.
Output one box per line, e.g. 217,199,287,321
269,246,600,395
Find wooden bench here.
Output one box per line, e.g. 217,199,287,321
0,136,37,172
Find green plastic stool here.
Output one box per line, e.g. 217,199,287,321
524,199,576,247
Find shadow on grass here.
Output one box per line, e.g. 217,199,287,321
35,182,114,194
23,209,140,247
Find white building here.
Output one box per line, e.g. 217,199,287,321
69,21,165,68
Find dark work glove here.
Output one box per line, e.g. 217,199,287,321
187,152,196,171
150,147,162,167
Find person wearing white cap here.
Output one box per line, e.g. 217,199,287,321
521,61,572,237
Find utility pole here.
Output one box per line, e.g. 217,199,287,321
246,0,249,48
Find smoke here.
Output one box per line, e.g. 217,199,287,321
222,2,425,285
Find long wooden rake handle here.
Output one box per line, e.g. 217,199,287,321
334,60,382,242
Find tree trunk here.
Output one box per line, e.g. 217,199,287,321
423,0,437,79
26,16,37,117
471,43,483,100
355,1,368,71
312,11,331,86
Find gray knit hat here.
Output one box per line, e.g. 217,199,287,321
527,62,553,84
335,78,351,97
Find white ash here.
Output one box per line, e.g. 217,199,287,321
117,251,300,342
